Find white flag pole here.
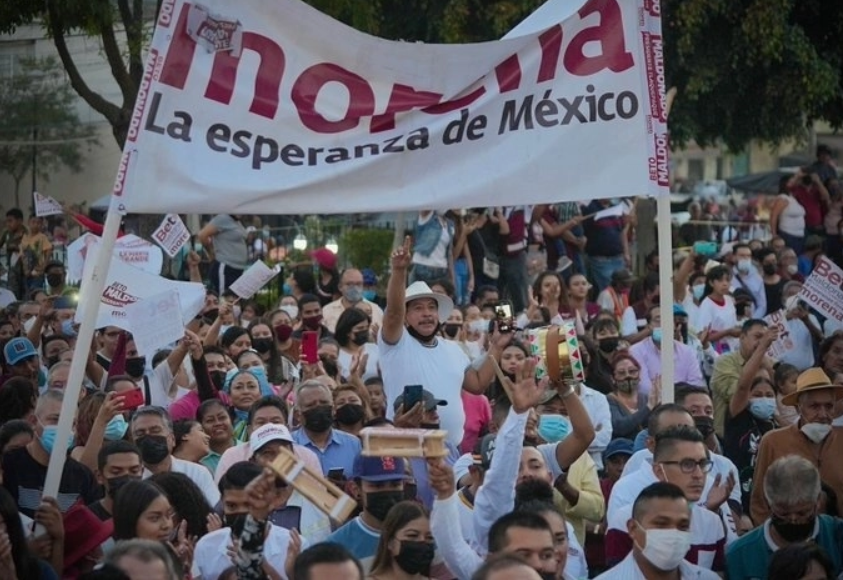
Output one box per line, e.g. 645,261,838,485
658,87,678,403
42,203,123,500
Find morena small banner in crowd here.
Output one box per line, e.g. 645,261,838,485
111,0,668,215
799,256,843,325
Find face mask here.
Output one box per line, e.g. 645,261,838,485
749,398,776,421
616,378,637,393
692,284,705,301
209,370,227,391
23,317,37,334
635,524,691,571
737,258,752,273
46,273,64,287
762,263,777,276
693,416,715,439
343,286,363,304
352,330,369,346
39,424,74,455
274,323,293,342
598,337,619,354
105,415,129,441
106,474,138,499
46,355,61,369
407,324,438,343
468,319,488,334
443,323,461,338
394,540,435,575
136,434,170,465
365,490,403,521
335,404,366,426
225,512,249,537
279,304,298,320
787,264,798,275
251,338,274,354
319,355,339,378
800,422,832,444
537,414,570,443
303,405,333,433
61,319,77,338
282,283,293,296
362,290,377,301
125,356,146,378
302,315,323,330
651,328,662,344
770,513,815,542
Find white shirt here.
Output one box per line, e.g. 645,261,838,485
594,552,720,580
412,212,452,269
379,328,470,446
144,456,220,506
780,315,820,371
191,524,301,580
322,298,384,334
580,383,613,470
337,342,380,381
621,306,646,337
696,296,739,352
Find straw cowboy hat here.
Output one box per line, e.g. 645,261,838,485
781,367,843,406
404,281,453,321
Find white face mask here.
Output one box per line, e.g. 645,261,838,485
801,422,832,444
786,264,798,275
636,524,691,571
737,258,752,273
468,319,488,334
279,304,299,320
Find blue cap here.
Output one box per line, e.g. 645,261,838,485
3,337,38,366
362,268,377,286
603,438,634,461
673,304,688,318
353,455,406,482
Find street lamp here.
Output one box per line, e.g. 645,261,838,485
293,234,308,251
325,237,339,254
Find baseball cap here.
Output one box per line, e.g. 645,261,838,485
249,423,293,454
362,268,377,286
611,269,635,285
4,337,38,366
353,455,406,482
673,304,688,318
310,248,338,270
392,389,448,413
603,438,634,461
472,434,497,470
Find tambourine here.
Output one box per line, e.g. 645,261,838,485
523,322,585,385
359,427,448,459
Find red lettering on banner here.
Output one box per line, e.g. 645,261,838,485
370,84,443,133
814,259,843,285
537,26,562,83
291,64,376,133
495,55,522,93
564,0,634,75
158,0,177,27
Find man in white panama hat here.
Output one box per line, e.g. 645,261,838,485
378,236,513,447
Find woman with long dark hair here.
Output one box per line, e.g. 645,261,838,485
369,501,435,580
335,307,379,381
0,487,50,579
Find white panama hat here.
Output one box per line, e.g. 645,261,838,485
404,281,454,321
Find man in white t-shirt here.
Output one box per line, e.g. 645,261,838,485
379,237,512,447
132,406,220,506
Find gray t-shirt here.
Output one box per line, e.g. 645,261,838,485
209,214,248,269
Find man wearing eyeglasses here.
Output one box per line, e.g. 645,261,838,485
605,426,726,572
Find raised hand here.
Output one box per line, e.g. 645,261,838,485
183,329,204,360
705,472,736,512
391,236,413,271
427,458,456,499
246,468,280,522
394,402,424,429
206,512,223,533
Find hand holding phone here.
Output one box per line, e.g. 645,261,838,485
402,384,423,412
494,302,514,333
118,387,145,411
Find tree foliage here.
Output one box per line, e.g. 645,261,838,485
0,56,98,206
1,0,840,152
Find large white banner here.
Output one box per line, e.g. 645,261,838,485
112,0,668,214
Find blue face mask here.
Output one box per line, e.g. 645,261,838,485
39,423,74,455
61,319,77,338
748,397,776,421
343,286,363,304
692,284,705,301
651,328,663,344
538,414,570,443
105,415,129,441
282,283,293,296
362,290,377,302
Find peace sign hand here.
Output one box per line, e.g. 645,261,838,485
391,236,413,272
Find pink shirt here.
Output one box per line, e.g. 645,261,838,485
169,391,232,422
459,391,491,454
214,440,322,484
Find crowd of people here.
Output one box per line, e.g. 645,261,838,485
0,145,840,579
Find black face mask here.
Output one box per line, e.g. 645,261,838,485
125,356,147,378
365,490,403,521
210,370,227,391
443,323,461,338
106,475,139,499
407,324,437,344
302,405,334,433
136,434,170,465
351,330,369,346
394,540,435,575
771,513,815,542
762,263,778,276
46,355,61,369
598,337,619,355
47,274,65,288
251,338,274,354
335,404,366,426
225,512,249,537
539,573,557,580
319,355,339,378
694,416,715,439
